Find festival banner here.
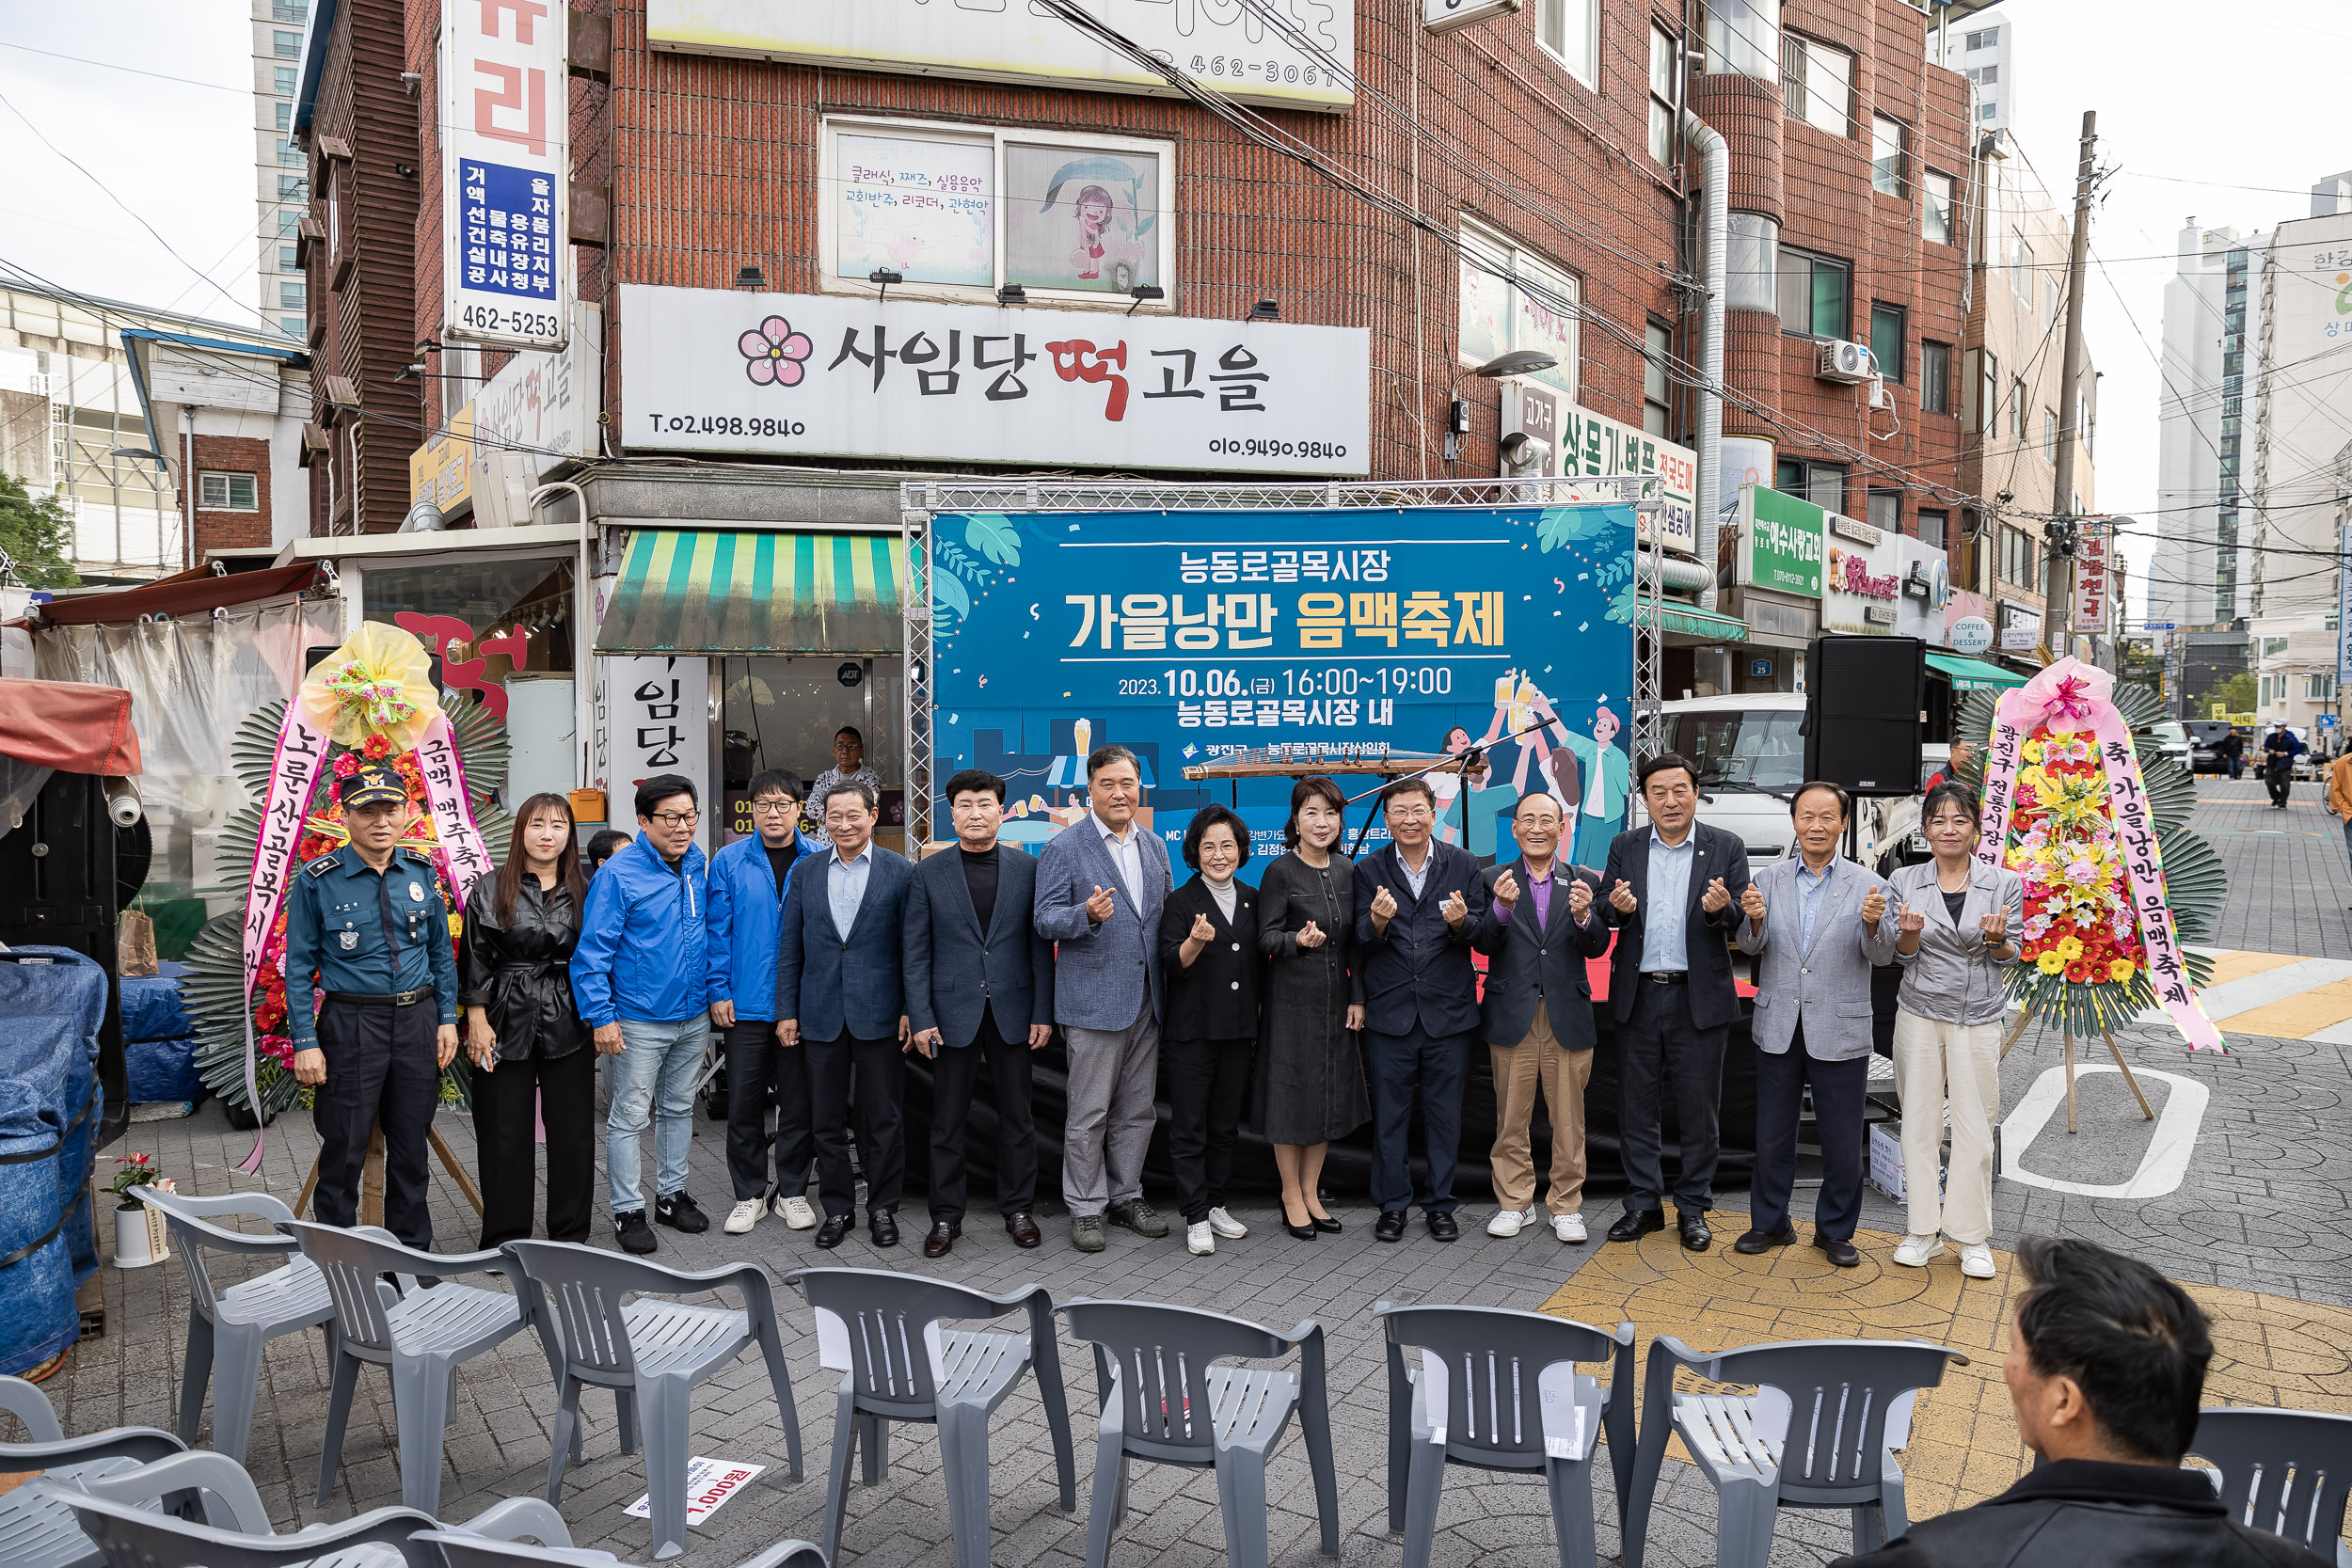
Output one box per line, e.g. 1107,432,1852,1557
235,710,330,1171
415,716,495,902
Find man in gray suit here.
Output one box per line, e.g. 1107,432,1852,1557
1033,744,1174,1252
1733,780,1899,1267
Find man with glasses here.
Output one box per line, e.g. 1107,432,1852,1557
571,773,713,1255
707,769,828,1235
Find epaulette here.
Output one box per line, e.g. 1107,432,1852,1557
304,852,342,879
398,846,436,868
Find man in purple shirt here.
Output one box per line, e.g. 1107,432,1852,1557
1470,793,1613,1242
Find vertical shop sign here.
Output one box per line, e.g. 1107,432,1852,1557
441,0,569,350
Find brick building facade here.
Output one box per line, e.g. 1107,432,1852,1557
186,435,277,556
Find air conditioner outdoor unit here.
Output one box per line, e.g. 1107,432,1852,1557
1817,339,1873,385
1867,373,1892,409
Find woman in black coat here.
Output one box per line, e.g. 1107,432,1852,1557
1156,804,1263,1258
459,792,593,1247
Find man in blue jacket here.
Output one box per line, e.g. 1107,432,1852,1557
571,773,712,1256
707,768,827,1237
776,778,916,1249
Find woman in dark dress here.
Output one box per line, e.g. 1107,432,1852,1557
1254,776,1368,1239
1156,804,1263,1258
459,792,594,1248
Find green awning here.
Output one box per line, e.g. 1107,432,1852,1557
595,530,906,655
1926,650,2027,692
1650,604,1750,642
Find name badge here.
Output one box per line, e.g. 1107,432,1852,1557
409,883,426,903
339,929,359,951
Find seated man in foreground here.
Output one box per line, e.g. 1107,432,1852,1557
1835,1235,2327,1566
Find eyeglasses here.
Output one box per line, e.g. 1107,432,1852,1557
749,800,799,816
648,811,699,827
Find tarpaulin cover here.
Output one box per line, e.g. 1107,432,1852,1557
35,560,322,626
0,678,141,775
121,974,195,1043
0,947,107,1373
126,1037,200,1105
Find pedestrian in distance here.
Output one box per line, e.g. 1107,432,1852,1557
2331,747,2352,909
1733,781,1899,1268
774,778,915,1250
282,765,461,1250
707,768,828,1236
1032,743,1174,1253
1883,781,2023,1279
1156,804,1262,1257
584,827,631,876
2221,727,2246,781
903,768,1057,1257
2264,721,2304,809
1598,751,1751,1253
1255,776,1368,1240
1354,776,1489,1243
570,773,712,1256
459,791,594,1248
806,725,883,832
1470,791,1611,1243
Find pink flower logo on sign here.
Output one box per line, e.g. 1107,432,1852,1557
739,316,813,388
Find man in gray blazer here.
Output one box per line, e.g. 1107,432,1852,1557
1033,744,1174,1253
1733,780,1899,1267
776,779,915,1251
905,768,1056,1258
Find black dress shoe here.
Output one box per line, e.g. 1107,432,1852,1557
1677,1211,1713,1252
869,1211,900,1248
1284,1217,1319,1240
923,1220,960,1259
1374,1210,1409,1243
1734,1225,1799,1255
1311,1212,1342,1234
1005,1212,1042,1248
813,1213,852,1249
1815,1234,1862,1268
1426,1212,1459,1243
1606,1209,1665,1243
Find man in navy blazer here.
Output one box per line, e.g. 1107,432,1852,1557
1033,744,1174,1253
904,768,1057,1258
775,778,915,1250
1353,776,1489,1243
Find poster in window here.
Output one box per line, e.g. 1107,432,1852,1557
835,134,994,288
1510,250,1578,394
1003,143,1160,294
1456,231,1509,369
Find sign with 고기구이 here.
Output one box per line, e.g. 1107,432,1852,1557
438,0,568,350
1738,484,1825,597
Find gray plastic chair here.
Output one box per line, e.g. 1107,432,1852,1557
2190,1406,2352,1566
1623,1335,1967,1568
1058,1298,1340,1568
136,1187,337,1462
420,1525,825,1568
502,1240,803,1562
0,1375,191,1568
1374,1303,1637,1568
789,1268,1075,1568
282,1221,544,1520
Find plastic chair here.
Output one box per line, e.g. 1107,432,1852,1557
135,1187,337,1462
501,1240,804,1562
282,1221,544,1520
789,1268,1075,1568
421,1526,825,1568
1058,1298,1340,1568
1623,1335,1967,1568
1374,1302,1637,1568
0,1375,190,1568
2190,1406,2352,1566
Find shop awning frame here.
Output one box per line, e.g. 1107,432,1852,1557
1926,650,2028,692
595,530,908,657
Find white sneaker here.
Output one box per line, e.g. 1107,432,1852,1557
1552,1213,1587,1243
1960,1243,1996,1279
774,1195,817,1230
1892,1234,1945,1268
1207,1206,1248,1240
1487,1208,1530,1238
723,1198,764,1236
1186,1221,1216,1256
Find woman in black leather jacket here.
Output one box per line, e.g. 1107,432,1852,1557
459,792,592,1247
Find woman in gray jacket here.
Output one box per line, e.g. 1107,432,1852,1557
1885,780,2024,1282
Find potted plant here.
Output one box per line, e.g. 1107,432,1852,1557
108,1153,175,1269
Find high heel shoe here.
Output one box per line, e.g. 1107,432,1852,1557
1311,1212,1342,1234
1281,1198,1319,1240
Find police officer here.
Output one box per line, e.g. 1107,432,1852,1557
284,764,461,1248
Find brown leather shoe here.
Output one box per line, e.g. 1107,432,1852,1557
923,1220,959,1259
1005,1212,1042,1248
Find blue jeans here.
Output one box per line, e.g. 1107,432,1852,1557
605,1013,710,1214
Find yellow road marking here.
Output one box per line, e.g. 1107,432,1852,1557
2201,949,2314,986
2217,977,2352,1039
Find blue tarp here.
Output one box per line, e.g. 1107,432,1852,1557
120,973,194,1043
125,1037,199,1105
0,946,103,1374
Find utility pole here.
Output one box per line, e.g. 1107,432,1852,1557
2044,109,2096,665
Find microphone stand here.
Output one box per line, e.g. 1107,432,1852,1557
1343,710,1566,860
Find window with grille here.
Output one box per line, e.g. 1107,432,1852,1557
199,471,258,511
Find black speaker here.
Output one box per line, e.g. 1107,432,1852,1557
1804,635,1926,797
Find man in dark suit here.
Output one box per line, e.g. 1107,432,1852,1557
1470,791,1613,1243
1599,751,1752,1252
904,768,1056,1257
775,778,915,1250
1353,776,1490,1243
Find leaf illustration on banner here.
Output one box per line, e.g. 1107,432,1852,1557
932,568,972,622
1605,583,1635,626
965,513,1023,565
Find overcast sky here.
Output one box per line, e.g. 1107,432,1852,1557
1,0,2341,606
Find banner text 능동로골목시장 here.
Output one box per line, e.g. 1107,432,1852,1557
928,504,1638,877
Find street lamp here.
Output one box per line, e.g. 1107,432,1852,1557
1446,349,1558,463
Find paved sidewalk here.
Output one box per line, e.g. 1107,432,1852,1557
2187,777,2352,958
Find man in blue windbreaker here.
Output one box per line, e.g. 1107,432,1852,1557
707,768,827,1236
570,772,712,1255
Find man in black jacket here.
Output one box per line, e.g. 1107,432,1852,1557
1354,777,1490,1243
1834,1236,2327,1567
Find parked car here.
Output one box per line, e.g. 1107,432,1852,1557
1645,694,1907,874
2184,720,2234,775
2147,720,2192,772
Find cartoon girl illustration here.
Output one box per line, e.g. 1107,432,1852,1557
1071,184,1115,279
1429,724,1492,846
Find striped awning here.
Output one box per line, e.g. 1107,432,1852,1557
595,531,907,655
1651,604,1751,642
1926,651,2027,692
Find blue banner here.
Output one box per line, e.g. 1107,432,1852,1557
930,504,1637,876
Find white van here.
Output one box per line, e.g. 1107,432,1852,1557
1638,693,1917,874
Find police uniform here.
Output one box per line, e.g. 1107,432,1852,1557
283,766,460,1247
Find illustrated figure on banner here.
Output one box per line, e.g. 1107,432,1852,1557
1429,725,1491,847
1071,184,1115,279
1558,704,1631,869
